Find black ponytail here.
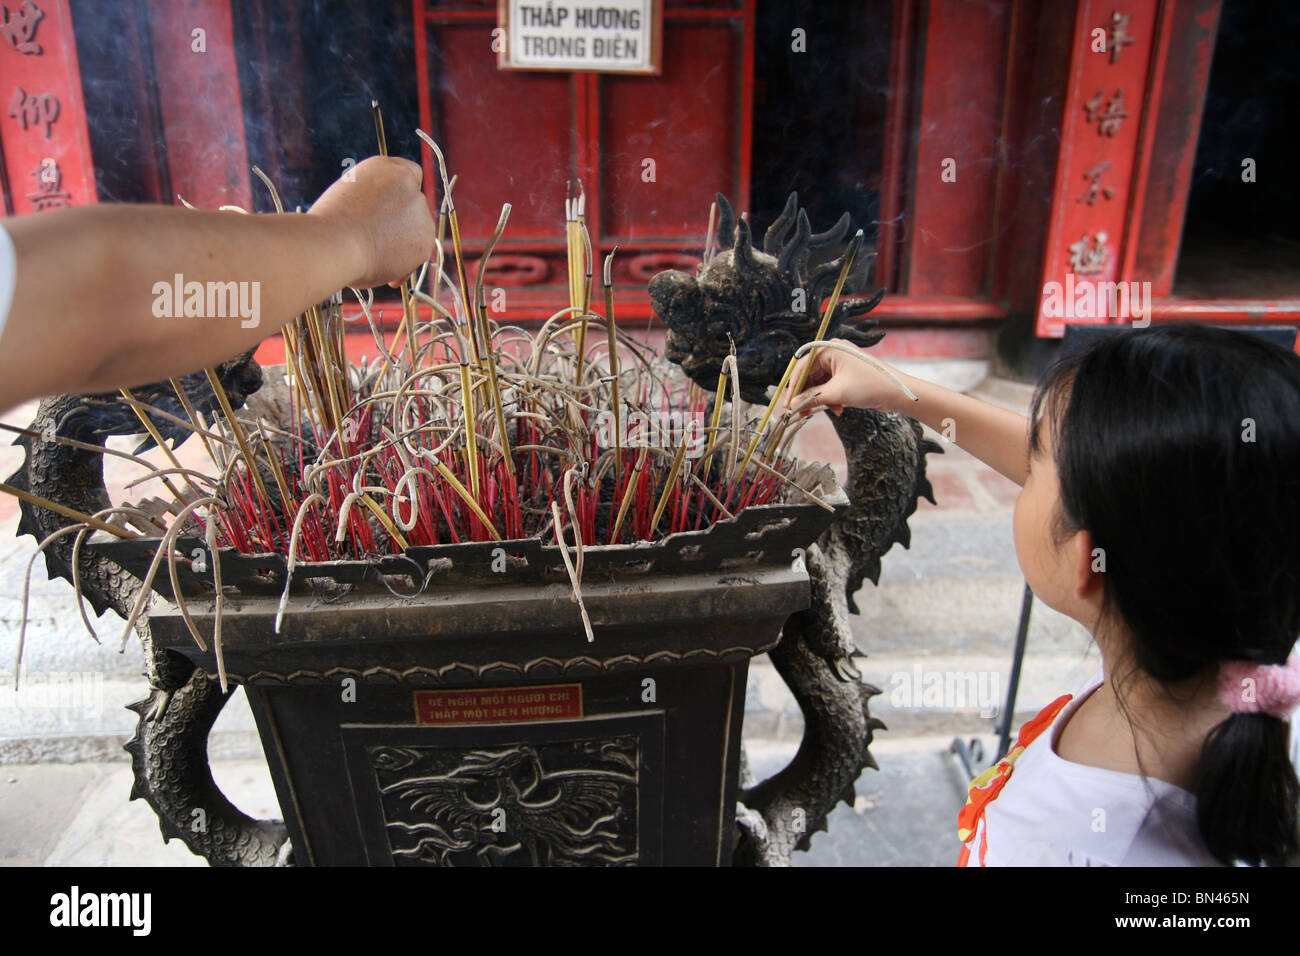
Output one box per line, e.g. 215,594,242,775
1030,324,1300,866
1197,714,1299,866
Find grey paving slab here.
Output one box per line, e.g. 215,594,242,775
39,758,279,867
744,737,973,867
0,763,110,865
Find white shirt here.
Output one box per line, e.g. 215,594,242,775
0,222,14,347
963,670,1300,866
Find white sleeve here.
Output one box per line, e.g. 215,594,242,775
0,223,15,347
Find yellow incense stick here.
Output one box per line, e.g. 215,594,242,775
203,368,272,507
603,249,622,470
735,356,798,482
700,368,728,478
119,388,200,504
258,430,295,515
371,100,388,157
0,482,138,539
429,457,501,540
789,231,862,400
169,378,217,463
610,446,649,542
478,294,515,477
359,493,410,551
649,440,688,536
448,209,477,362
574,223,594,383
458,363,480,499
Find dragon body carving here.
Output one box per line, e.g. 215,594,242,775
6,356,290,866
651,193,940,866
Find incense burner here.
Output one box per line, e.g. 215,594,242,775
93,464,844,866
7,180,939,867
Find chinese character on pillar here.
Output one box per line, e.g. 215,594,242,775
27,157,71,209
1068,232,1109,275
1077,161,1117,205
1083,89,1128,137
8,86,59,138
1104,11,1135,65
0,0,44,55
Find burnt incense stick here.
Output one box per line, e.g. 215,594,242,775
372,105,417,362
416,128,477,363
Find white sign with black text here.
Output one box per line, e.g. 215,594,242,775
499,0,661,74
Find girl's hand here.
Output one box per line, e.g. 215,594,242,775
784,338,912,417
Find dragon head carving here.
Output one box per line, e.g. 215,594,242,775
650,192,885,404
21,350,264,454
6,350,264,600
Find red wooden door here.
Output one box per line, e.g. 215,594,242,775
415,0,754,319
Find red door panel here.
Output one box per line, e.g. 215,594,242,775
600,20,742,242
425,20,574,240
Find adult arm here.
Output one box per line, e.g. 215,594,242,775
0,156,433,413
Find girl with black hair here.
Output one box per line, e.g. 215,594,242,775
787,323,1300,866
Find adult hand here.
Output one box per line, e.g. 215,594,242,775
307,156,435,289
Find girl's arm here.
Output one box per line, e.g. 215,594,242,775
0,156,433,414
786,339,1032,486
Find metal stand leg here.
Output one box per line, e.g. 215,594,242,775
950,582,1034,777
994,583,1034,760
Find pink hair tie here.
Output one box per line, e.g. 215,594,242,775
1218,653,1300,719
